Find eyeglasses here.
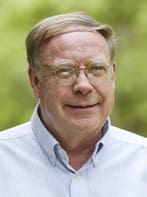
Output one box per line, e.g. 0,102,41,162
42,62,111,85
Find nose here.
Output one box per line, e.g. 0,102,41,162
73,71,93,95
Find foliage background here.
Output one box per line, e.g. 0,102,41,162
1,0,147,137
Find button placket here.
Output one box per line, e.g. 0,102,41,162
70,172,88,197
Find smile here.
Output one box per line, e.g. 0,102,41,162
67,103,98,109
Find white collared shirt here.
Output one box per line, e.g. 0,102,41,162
0,106,147,197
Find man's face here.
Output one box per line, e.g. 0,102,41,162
29,31,115,139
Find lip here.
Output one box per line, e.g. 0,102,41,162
66,103,98,109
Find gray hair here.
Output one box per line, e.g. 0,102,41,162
26,12,116,69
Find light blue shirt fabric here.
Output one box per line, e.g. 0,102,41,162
0,106,147,197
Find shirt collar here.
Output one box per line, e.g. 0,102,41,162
92,119,111,166
31,104,111,168
31,104,59,166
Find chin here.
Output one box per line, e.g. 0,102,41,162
69,118,102,132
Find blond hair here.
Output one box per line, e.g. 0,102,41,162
26,12,116,69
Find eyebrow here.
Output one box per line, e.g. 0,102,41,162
43,59,74,68
88,58,109,65
43,59,110,68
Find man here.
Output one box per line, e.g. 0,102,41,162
0,12,147,197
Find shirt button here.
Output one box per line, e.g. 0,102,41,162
51,157,56,166
75,173,81,178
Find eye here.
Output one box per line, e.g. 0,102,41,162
56,65,75,78
87,63,108,76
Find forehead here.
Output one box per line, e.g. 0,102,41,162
39,31,111,65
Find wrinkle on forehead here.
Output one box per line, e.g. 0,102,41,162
50,31,108,50
39,31,111,66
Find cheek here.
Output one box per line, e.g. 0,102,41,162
39,79,67,104
105,80,115,108
95,79,115,109
105,81,115,101
96,78,115,95
39,80,55,103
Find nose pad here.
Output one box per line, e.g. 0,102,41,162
75,70,90,83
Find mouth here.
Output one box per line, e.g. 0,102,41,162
66,103,98,109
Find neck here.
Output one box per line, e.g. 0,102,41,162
59,131,103,170
67,144,96,170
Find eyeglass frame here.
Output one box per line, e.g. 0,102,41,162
37,60,113,85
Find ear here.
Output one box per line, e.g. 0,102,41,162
28,66,40,99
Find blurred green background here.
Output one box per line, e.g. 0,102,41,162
1,0,147,136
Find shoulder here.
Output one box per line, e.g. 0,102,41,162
109,126,147,147
0,122,32,141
